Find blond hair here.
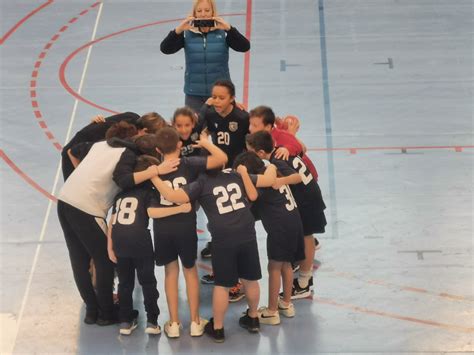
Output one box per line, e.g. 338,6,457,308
192,0,217,17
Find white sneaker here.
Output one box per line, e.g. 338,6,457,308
278,299,295,318
190,317,209,337
258,307,280,325
145,322,161,335
164,321,182,338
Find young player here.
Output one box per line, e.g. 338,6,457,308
151,163,277,342
152,127,227,338
61,112,166,180
245,131,327,299
107,155,191,335
171,106,202,157
233,152,305,325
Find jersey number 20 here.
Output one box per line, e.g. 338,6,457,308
213,183,245,214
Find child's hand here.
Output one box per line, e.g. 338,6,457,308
108,248,117,264
205,97,214,106
91,114,105,123
274,147,290,160
236,164,248,175
156,159,180,175
180,203,192,213
272,178,285,190
234,101,246,111
194,132,210,148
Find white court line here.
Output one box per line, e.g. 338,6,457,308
6,4,104,354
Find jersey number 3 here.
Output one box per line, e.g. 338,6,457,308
213,183,245,214
113,197,138,225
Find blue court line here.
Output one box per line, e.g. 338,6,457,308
318,0,338,239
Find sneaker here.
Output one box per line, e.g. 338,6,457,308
119,317,138,336
258,307,280,325
314,237,321,250
290,277,313,300
190,317,209,337
239,309,260,333
200,242,212,258
84,309,97,325
145,322,161,335
278,299,295,318
200,273,215,284
229,282,245,303
291,262,300,273
204,318,225,343
164,321,182,338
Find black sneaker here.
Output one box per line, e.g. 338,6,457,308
239,309,260,333
119,317,138,336
200,242,212,258
204,318,225,343
84,309,97,325
200,273,215,284
289,277,313,300
291,262,300,273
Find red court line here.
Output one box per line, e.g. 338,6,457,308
314,297,474,334
329,270,474,303
0,150,57,203
30,2,100,152
307,145,474,153
59,13,246,114
242,0,253,109
0,0,54,45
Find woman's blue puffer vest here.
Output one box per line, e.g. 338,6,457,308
184,29,230,96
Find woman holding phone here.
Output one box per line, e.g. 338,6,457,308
160,0,250,112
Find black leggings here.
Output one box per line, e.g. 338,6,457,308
57,201,114,319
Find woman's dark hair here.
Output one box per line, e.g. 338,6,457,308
134,155,161,172
105,121,138,140
232,151,265,174
212,79,235,97
249,105,275,127
136,112,168,134
171,106,198,125
134,134,160,158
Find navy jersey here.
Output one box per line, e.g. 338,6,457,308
180,130,202,157
183,169,256,246
249,174,303,237
153,156,207,232
111,183,159,257
199,105,249,168
270,152,324,210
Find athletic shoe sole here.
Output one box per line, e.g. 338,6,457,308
119,323,138,335
229,293,245,303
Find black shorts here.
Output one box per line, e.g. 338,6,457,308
154,230,197,269
300,183,327,235
267,224,305,263
212,239,262,288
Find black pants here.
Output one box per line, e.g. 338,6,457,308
57,200,114,319
117,256,160,323
185,94,207,113
61,151,74,181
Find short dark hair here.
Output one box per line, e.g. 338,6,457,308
245,131,274,153
172,106,198,125
134,134,160,158
212,79,235,97
155,127,180,154
232,151,265,174
136,112,168,134
105,121,138,140
249,105,275,127
134,155,160,172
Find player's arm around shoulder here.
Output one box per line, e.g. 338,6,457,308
150,176,190,205
195,132,228,169
236,165,258,201
255,163,277,188
147,203,192,219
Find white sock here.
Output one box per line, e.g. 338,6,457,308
298,270,312,288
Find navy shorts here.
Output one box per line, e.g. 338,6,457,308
212,239,262,288
267,221,305,263
299,183,327,235
154,229,197,269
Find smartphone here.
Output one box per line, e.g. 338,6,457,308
192,19,215,28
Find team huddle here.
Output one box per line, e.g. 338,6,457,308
57,79,326,343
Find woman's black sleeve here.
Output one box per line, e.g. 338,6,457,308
226,27,250,52
160,30,185,54
112,149,137,189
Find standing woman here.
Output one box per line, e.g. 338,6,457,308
160,0,250,112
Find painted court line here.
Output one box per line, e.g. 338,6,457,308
8,4,104,354
0,0,54,45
